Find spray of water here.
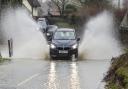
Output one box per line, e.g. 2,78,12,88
79,11,123,60
0,7,49,59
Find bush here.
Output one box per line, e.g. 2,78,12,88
65,4,77,14
105,53,128,89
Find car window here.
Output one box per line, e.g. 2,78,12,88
48,28,56,32
38,21,47,27
54,31,75,40
48,27,57,32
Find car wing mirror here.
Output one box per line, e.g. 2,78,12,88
48,37,52,41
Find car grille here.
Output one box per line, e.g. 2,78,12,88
57,47,71,50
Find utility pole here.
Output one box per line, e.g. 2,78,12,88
0,52,1,58
8,38,13,57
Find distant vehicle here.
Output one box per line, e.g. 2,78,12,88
46,25,58,41
38,18,45,21
49,28,80,59
37,18,48,33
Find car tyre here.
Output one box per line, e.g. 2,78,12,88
50,56,55,60
75,52,78,59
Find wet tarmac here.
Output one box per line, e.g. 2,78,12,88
0,58,110,89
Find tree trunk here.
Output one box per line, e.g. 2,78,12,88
61,0,65,15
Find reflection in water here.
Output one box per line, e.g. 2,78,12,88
70,62,81,89
48,61,57,89
47,61,81,89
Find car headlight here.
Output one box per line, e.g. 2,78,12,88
47,33,50,36
50,44,56,49
72,44,78,49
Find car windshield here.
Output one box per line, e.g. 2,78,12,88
54,31,75,40
38,21,47,27
48,28,56,32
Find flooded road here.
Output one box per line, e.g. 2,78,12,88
0,59,110,89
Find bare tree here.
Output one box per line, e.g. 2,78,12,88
51,0,69,15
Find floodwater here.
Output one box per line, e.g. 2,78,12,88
0,8,119,89
0,58,110,89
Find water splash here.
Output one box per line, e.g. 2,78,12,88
0,7,49,59
79,11,123,60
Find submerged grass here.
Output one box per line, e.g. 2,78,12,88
0,57,11,63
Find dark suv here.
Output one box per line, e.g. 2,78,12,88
50,28,80,59
46,25,58,41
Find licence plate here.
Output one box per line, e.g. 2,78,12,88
59,50,68,53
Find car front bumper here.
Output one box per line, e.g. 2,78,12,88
50,48,78,58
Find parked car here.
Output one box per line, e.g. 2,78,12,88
46,25,58,41
37,18,48,33
49,28,80,59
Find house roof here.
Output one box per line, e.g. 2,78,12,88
28,0,41,7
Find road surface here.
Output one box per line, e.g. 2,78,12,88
0,58,110,89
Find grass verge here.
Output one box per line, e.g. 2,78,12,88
104,50,128,89
0,57,11,63
48,16,78,29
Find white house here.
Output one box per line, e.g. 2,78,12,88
22,0,41,17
